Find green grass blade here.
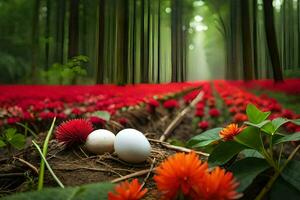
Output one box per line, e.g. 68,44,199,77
32,140,64,188
16,122,38,138
37,117,57,190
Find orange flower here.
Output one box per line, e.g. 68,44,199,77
197,167,241,200
108,179,147,200
154,152,208,199
220,123,243,141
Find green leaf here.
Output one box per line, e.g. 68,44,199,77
229,157,270,192
273,132,300,145
5,128,16,140
244,120,270,128
246,104,270,124
271,118,290,132
240,149,264,158
270,177,300,200
234,126,264,152
262,118,290,135
281,160,300,191
92,111,111,121
208,141,247,167
1,182,114,200
261,122,275,135
9,134,26,150
0,140,6,148
187,128,222,148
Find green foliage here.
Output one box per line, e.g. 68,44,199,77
91,111,111,122
246,103,270,124
208,141,246,167
187,128,222,148
271,177,300,200
39,56,89,85
273,132,300,145
189,103,300,197
234,126,264,152
229,157,270,192
281,160,300,192
0,128,26,150
1,182,114,200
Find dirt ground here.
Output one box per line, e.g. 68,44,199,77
0,103,202,199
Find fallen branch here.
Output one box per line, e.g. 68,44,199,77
159,91,204,142
148,138,209,157
13,157,39,175
141,158,156,188
111,168,156,183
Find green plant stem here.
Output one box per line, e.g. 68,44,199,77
269,135,273,160
255,144,300,200
277,143,283,168
32,140,64,188
16,122,38,138
37,117,56,190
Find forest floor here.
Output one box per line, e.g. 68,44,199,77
0,104,202,200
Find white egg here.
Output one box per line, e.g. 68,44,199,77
85,129,115,154
114,128,151,163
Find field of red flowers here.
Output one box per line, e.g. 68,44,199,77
0,80,300,200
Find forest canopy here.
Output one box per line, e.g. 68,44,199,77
0,0,299,84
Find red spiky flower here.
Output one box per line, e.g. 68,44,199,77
55,119,93,146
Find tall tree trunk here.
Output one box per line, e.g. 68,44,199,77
140,0,145,82
241,0,254,81
96,0,105,84
253,0,258,79
31,0,40,82
55,0,65,64
157,0,161,83
298,0,300,68
132,0,136,84
263,0,284,82
171,0,178,82
68,0,79,58
115,0,128,84
45,0,51,70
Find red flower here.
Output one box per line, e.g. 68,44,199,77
147,99,159,107
118,117,129,126
233,113,248,123
89,116,106,126
55,119,93,146
108,179,147,200
209,108,220,118
195,110,204,117
198,121,209,130
154,152,208,199
163,99,179,109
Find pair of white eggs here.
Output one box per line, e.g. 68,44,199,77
85,128,151,163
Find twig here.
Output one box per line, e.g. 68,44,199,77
159,91,204,142
141,158,156,188
148,138,209,157
79,147,89,158
0,173,24,177
13,157,39,175
161,143,209,157
53,166,123,177
111,168,156,183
